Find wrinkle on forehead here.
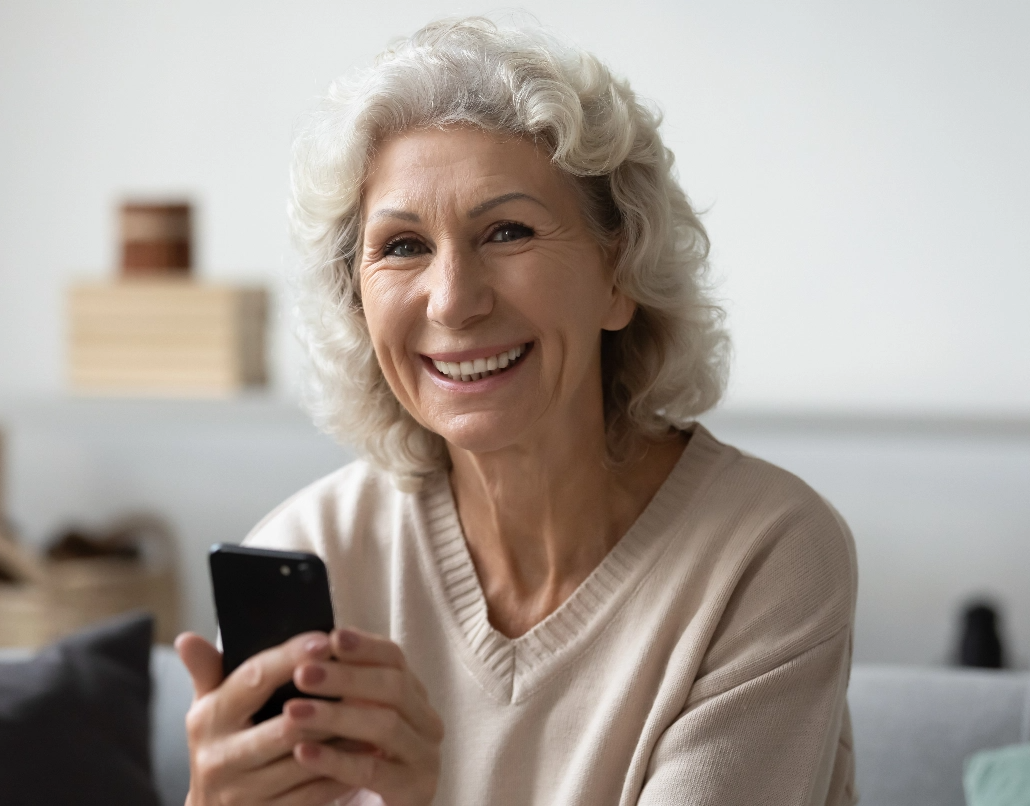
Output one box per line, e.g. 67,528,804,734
362,128,557,212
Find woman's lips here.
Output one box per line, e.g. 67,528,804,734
422,342,532,383
422,340,530,364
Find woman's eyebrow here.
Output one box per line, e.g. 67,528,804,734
467,192,545,218
367,207,421,224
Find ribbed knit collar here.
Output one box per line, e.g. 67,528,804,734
414,423,728,704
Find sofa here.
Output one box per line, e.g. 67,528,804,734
847,665,1030,805
146,648,1030,806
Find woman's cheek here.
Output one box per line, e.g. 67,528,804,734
363,276,407,346
366,310,427,416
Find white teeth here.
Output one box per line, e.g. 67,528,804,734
431,344,528,382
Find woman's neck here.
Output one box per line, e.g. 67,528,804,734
448,427,686,638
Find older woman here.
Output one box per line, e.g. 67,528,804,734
176,18,857,806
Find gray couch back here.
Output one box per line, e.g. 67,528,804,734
848,664,1030,806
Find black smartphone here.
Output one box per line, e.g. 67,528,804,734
209,543,336,723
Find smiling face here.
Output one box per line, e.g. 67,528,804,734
358,126,634,457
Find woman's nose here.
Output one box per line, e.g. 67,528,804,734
424,243,493,329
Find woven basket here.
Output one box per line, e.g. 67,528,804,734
0,515,180,647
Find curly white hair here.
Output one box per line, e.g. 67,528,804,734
289,17,730,488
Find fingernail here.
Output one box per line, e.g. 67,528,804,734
336,629,360,651
286,700,316,719
300,664,326,685
304,634,329,654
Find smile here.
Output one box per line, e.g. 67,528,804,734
429,343,529,382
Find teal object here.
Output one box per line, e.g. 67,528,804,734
964,744,1030,806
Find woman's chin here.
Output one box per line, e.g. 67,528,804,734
433,414,532,458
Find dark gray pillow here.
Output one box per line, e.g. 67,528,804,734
0,612,161,806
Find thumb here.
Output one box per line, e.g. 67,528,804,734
175,632,224,698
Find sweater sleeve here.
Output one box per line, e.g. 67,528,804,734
636,627,856,806
637,467,859,806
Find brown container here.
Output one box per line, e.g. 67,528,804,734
120,202,192,276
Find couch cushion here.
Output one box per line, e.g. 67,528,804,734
0,612,161,806
849,665,1030,806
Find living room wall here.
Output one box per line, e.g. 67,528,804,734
1,0,1027,411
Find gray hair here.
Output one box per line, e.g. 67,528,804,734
289,17,729,487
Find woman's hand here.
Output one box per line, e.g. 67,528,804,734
284,628,445,806
176,630,355,806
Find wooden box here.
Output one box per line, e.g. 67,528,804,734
68,280,267,396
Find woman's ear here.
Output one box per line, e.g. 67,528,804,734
602,287,636,332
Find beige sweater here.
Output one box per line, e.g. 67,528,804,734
244,424,858,805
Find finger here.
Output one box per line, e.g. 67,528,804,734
215,632,334,732
210,756,354,806
284,698,425,766
176,632,223,698
245,752,334,800
294,660,431,740
295,660,444,742
294,740,418,803
199,752,317,801
208,712,338,772
328,629,441,738
335,790,384,806
330,628,408,671
271,776,356,806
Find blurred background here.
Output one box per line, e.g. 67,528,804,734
0,1,1027,665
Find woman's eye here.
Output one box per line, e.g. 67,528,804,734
489,223,534,243
383,238,428,258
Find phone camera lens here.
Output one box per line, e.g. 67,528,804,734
298,562,313,583
279,565,291,576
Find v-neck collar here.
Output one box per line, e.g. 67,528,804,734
412,423,728,704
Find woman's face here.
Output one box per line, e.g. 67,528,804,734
359,126,634,456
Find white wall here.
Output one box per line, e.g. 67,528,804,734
1,0,1028,409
